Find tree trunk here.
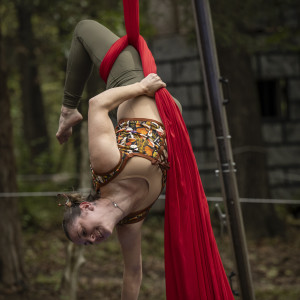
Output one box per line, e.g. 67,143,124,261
60,243,85,300
0,24,27,300
15,1,50,166
217,46,284,237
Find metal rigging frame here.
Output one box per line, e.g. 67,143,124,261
191,0,256,299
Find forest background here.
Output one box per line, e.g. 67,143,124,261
0,0,299,299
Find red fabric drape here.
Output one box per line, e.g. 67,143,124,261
100,1,234,299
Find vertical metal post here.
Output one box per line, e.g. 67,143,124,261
191,0,256,299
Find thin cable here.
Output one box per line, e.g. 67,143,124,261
0,192,299,204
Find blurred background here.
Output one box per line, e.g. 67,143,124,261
0,0,299,299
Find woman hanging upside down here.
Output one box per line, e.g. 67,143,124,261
56,20,181,299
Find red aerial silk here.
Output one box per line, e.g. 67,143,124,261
100,0,234,299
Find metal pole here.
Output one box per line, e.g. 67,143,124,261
191,0,256,299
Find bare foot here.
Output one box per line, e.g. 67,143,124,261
56,106,83,144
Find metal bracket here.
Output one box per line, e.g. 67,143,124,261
219,77,231,105
216,135,231,140
215,203,227,236
215,161,237,176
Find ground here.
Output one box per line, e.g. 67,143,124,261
1,214,299,300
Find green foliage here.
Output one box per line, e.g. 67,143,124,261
145,0,300,55
210,0,300,52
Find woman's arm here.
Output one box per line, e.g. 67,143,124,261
117,222,144,300
90,73,166,112
56,73,165,144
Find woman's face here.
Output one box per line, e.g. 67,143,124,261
68,202,112,245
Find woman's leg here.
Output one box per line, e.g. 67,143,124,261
63,20,119,109
56,20,145,144
63,19,145,108
56,20,121,144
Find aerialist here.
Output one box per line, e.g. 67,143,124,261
56,19,181,299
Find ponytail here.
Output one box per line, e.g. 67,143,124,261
57,192,99,241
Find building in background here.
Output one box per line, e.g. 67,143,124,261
147,1,300,200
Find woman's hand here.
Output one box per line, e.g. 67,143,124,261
140,73,166,97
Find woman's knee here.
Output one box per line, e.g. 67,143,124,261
74,19,97,38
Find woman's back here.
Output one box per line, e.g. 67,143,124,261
117,95,162,123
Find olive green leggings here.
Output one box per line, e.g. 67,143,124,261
63,20,144,108
63,19,182,112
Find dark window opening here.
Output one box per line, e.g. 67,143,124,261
257,79,288,119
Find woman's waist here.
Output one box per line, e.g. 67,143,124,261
117,96,162,123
